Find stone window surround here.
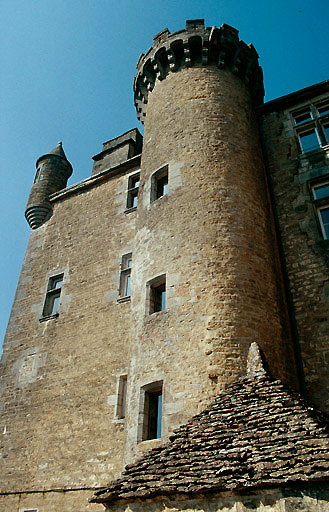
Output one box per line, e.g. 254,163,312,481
115,374,128,420
125,171,140,213
137,380,163,443
118,253,132,302
292,98,329,154
146,274,166,315
309,176,329,240
39,272,64,322
150,164,169,202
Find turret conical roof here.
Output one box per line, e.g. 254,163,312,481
48,141,67,160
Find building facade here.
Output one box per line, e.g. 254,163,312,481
0,20,329,512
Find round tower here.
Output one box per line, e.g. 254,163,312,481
25,142,72,229
126,20,299,457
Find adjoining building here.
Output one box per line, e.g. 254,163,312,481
0,19,328,512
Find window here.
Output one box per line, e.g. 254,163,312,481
149,276,166,314
151,165,168,201
311,181,329,239
42,274,63,317
126,173,140,209
119,253,132,298
116,375,127,419
292,99,329,153
140,381,163,441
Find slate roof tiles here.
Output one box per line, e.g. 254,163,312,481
92,371,329,504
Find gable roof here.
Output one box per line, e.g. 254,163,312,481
92,372,329,504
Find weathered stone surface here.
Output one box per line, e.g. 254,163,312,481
92,370,329,504
260,82,329,413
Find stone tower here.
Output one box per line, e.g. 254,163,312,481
3,18,328,512
25,142,73,229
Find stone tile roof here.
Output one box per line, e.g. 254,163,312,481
92,356,329,504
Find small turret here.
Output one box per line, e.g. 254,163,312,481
25,142,73,229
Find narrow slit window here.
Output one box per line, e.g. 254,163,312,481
318,207,329,239
116,375,127,419
42,274,64,317
119,254,132,298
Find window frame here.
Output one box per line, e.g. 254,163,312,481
309,179,329,240
292,100,329,154
138,381,163,442
148,275,166,314
126,172,140,211
118,253,132,301
41,273,64,319
151,165,169,202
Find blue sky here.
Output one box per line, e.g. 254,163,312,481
0,0,328,352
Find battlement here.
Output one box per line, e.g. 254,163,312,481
134,19,264,122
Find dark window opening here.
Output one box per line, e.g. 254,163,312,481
141,383,163,441
151,165,168,202
156,174,168,199
116,375,127,419
42,274,63,317
150,278,166,314
127,173,140,209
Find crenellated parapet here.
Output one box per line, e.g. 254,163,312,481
134,19,264,122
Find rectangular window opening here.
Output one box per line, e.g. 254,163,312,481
42,274,64,317
126,173,140,209
149,277,166,314
119,253,132,298
141,382,163,441
312,182,329,200
316,101,329,118
152,165,169,202
310,181,329,240
293,108,312,125
318,207,329,240
293,100,329,153
156,173,168,199
299,129,320,153
116,375,128,419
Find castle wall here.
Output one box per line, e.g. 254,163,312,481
0,489,100,512
123,66,299,464
261,89,329,412
0,163,139,502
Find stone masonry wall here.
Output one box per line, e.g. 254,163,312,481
261,91,329,412
123,66,299,465
0,489,99,512
0,163,140,509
